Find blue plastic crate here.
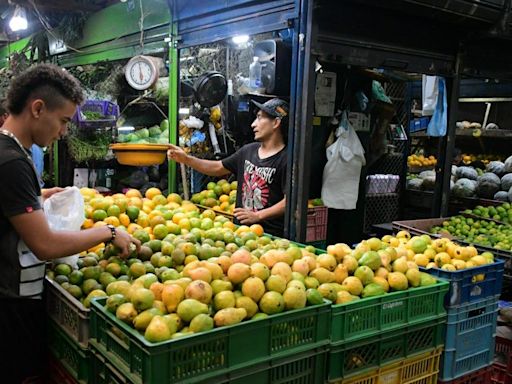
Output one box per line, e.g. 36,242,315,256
439,296,498,381
409,116,430,132
444,296,498,357
420,259,504,307
73,100,119,129
440,339,495,381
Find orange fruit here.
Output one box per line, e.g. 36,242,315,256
93,221,107,227
150,215,166,228
172,212,186,225
128,197,143,209
137,215,150,228
92,209,108,222
178,218,191,231
167,193,182,204
223,221,236,231
152,194,167,206
219,195,229,203
153,224,169,240
104,216,120,227
125,189,142,198
145,187,162,200
119,213,130,227
201,209,216,221
249,224,264,237
81,218,94,229
127,223,143,234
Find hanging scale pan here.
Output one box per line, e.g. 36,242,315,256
194,71,228,108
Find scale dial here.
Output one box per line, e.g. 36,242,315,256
125,55,159,90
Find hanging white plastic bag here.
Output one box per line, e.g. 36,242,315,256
427,77,447,137
321,111,366,210
422,75,438,116
43,186,85,267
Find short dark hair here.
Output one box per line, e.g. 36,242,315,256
6,63,84,115
0,99,7,115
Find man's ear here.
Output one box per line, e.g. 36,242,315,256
30,99,45,118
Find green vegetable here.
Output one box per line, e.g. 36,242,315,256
82,111,104,120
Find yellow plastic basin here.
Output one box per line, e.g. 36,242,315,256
110,143,170,166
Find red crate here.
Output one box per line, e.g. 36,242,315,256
438,365,493,384
306,206,328,242
47,354,79,384
491,362,512,384
495,336,512,371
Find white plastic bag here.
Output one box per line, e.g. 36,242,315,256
43,186,85,267
422,75,438,116
321,112,366,209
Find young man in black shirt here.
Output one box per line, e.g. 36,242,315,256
0,64,140,383
168,98,288,237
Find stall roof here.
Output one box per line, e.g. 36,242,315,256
313,0,512,78
169,0,297,47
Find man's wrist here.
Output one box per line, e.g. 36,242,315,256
105,224,117,244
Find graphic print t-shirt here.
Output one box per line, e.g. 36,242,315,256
222,143,287,237
0,135,43,299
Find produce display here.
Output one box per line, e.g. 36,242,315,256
50,187,493,344
117,119,170,144
407,154,437,168
463,202,512,223
431,214,512,252
407,154,512,202
190,179,237,213
460,153,503,166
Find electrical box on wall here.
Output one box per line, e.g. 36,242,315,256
254,39,291,96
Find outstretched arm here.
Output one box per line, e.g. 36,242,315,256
167,144,230,177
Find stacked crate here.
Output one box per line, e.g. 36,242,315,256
492,336,512,384
88,297,331,384
425,261,504,383
45,277,92,384
326,281,449,383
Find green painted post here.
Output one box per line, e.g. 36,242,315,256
167,21,178,193
53,142,59,186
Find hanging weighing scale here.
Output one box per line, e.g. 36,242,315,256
124,55,163,90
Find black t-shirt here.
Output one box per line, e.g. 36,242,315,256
0,134,43,299
222,142,287,237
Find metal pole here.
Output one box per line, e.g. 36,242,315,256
287,0,314,242
438,55,461,217
168,10,179,193
53,141,59,186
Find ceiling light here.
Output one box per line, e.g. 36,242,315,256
231,35,249,44
9,6,28,32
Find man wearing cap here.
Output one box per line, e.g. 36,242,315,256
168,98,289,237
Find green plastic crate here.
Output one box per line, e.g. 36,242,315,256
45,276,90,348
90,341,327,384
89,297,331,384
330,280,449,344
328,317,446,381
47,318,91,383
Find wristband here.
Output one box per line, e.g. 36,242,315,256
106,224,117,243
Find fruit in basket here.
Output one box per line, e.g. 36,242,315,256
361,283,386,298
214,307,247,326
145,315,172,342
408,154,437,168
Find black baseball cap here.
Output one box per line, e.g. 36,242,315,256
251,98,289,119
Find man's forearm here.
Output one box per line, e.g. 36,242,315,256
258,198,286,221
184,156,229,177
